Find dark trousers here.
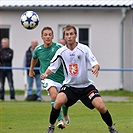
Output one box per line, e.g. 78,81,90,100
0,70,15,100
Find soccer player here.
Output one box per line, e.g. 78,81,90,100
29,27,70,129
41,25,119,133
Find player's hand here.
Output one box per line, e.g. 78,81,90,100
40,73,48,80
29,70,35,78
92,64,100,77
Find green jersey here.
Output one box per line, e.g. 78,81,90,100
33,42,64,84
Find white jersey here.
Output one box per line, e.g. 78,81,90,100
48,43,99,88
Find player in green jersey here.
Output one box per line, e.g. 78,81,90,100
29,27,70,129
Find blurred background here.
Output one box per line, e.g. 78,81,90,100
0,0,132,91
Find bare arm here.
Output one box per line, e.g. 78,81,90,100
40,69,52,80
92,64,100,77
29,58,38,78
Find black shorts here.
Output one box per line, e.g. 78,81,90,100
59,84,101,109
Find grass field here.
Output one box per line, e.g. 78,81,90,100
0,101,132,133
4,89,133,96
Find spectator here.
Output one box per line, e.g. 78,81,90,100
0,46,1,66
23,40,42,101
0,38,15,101
23,70,27,98
0,45,2,97
58,38,66,46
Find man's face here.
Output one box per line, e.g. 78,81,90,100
64,29,77,45
1,39,9,48
31,41,38,50
41,29,54,45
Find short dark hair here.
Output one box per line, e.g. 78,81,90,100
63,25,77,36
41,27,54,35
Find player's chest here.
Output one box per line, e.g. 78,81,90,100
63,51,83,63
38,49,56,61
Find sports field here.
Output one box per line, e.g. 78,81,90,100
0,101,132,133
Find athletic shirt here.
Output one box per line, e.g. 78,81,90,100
33,42,64,84
48,43,99,88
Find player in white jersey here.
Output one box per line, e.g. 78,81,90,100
41,25,119,133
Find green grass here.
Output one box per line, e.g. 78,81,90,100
99,89,133,97
5,90,48,95
5,89,133,96
0,101,132,133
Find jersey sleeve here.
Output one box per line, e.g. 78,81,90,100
86,47,99,67
32,47,38,59
48,49,62,73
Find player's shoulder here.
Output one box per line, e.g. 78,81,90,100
52,42,63,49
77,43,90,51
77,43,88,48
33,44,43,53
34,44,43,50
55,44,67,54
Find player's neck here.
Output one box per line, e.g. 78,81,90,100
43,43,52,48
67,42,77,50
